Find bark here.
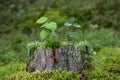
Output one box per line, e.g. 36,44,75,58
26,46,92,73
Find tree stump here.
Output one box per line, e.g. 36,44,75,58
26,46,93,73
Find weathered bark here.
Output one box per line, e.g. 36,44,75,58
26,46,93,73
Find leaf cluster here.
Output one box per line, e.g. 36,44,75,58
36,17,57,40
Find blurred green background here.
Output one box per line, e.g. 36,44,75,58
0,0,120,79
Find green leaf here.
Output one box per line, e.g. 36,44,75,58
40,30,49,39
64,22,72,27
41,22,49,27
36,17,47,24
44,22,57,32
73,23,81,28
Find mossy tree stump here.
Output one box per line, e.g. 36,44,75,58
26,46,93,73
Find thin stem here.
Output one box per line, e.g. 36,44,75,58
68,34,70,46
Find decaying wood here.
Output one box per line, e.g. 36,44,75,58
26,46,92,73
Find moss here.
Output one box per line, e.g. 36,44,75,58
88,47,120,79
0,62,26,80
45,40,62,48
8,69,81,80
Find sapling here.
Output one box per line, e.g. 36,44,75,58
64,17,81,46
36,16,61,48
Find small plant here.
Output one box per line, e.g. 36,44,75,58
36,16,61,48
64,17,81,28
36,17,57,40
64,17,81,45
